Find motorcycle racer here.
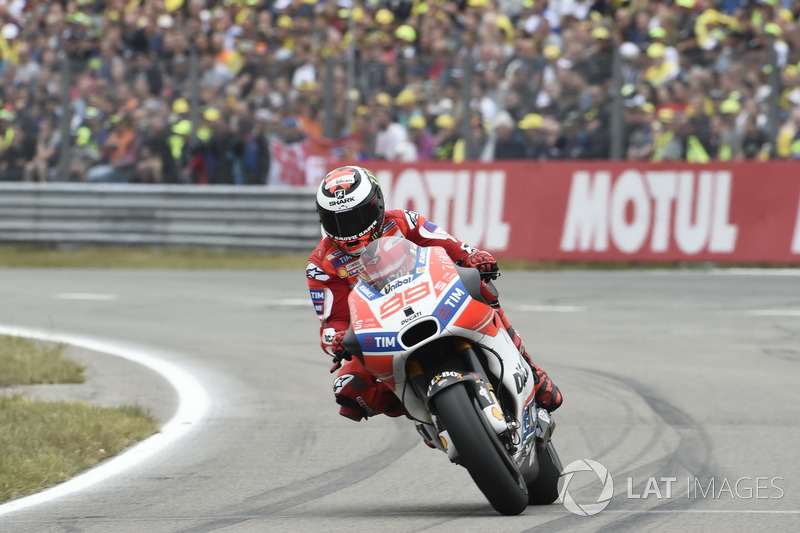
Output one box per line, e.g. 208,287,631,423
307,165,562,422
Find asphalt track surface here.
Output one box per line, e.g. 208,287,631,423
0,268,799,533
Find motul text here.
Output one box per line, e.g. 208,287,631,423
352,161,800,264
561,170,738,255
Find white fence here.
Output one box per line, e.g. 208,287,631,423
0,184,321,253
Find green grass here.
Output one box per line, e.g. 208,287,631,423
0,335,84,386
0,245,693,271
0,245,307,269
0,397,158,503
0,335,159,504
1,244,795,272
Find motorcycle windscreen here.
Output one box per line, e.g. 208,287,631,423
359,236,418,292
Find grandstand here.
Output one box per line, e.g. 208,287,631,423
0,0,798,184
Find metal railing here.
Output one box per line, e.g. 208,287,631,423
0,184,320,252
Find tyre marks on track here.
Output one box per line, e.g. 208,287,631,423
175,426,419,532
527,369,716,532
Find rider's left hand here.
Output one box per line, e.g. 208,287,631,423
462,250,499,279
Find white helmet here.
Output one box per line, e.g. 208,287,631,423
315,166,385,256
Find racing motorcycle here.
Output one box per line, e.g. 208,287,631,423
340,235,563,516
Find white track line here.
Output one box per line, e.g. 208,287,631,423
745,310,800,317
54,293,117,301
515,304,586,313
599,509,800,514
276,298,313,306
0,324,210,518
711,269,800,276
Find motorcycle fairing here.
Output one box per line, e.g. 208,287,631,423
348,237,537,448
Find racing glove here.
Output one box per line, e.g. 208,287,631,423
330,329,352,373
461,250,499,279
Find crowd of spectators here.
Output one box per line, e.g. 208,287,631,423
0,0,799,185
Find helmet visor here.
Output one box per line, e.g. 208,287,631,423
319,202,380,242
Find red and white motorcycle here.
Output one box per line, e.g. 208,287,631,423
340,235,563,515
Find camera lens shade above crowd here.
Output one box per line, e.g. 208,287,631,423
0,0,798,184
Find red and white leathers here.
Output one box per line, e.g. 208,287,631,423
307,210,561,421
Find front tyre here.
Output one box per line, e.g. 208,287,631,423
433,383,528,516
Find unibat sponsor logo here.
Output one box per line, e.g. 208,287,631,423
384,276,413,293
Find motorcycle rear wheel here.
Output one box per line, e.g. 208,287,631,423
527,440,563,505
433,383,528,516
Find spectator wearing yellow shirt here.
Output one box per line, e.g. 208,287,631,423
652,109,684,162
778,107,800,160
0,23,20,65
626,102,656,161
433,114,460,161
644,43,679,88
713,99,744,161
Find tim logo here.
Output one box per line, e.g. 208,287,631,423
361,334,397,351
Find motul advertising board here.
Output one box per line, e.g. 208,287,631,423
362,161,800,264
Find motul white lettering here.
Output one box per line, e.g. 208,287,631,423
675,171,713,254
424,171,456,228
708,172,738,253
391,169,429,215
376,170,394,205
646,171,678,252
384,170,510,251
560,170,739,255
793,193,800,254
453,170,487,246
561,171,611,252
485,171,510,251
610,170,651,254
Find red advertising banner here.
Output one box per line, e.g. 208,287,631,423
352,161,800,264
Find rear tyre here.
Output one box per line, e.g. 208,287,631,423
527,440,563,505
433,383,528,516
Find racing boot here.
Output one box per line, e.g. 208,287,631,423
492,303,563,412
333,359,405,422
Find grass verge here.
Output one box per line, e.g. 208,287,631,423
0,245,695,271
1,245,795,272
0,397,158,504
0,245,308,270
0,335,84,386
0,334,160,504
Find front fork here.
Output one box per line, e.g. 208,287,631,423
409,340,514,461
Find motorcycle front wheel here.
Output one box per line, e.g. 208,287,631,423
433,383,528,516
